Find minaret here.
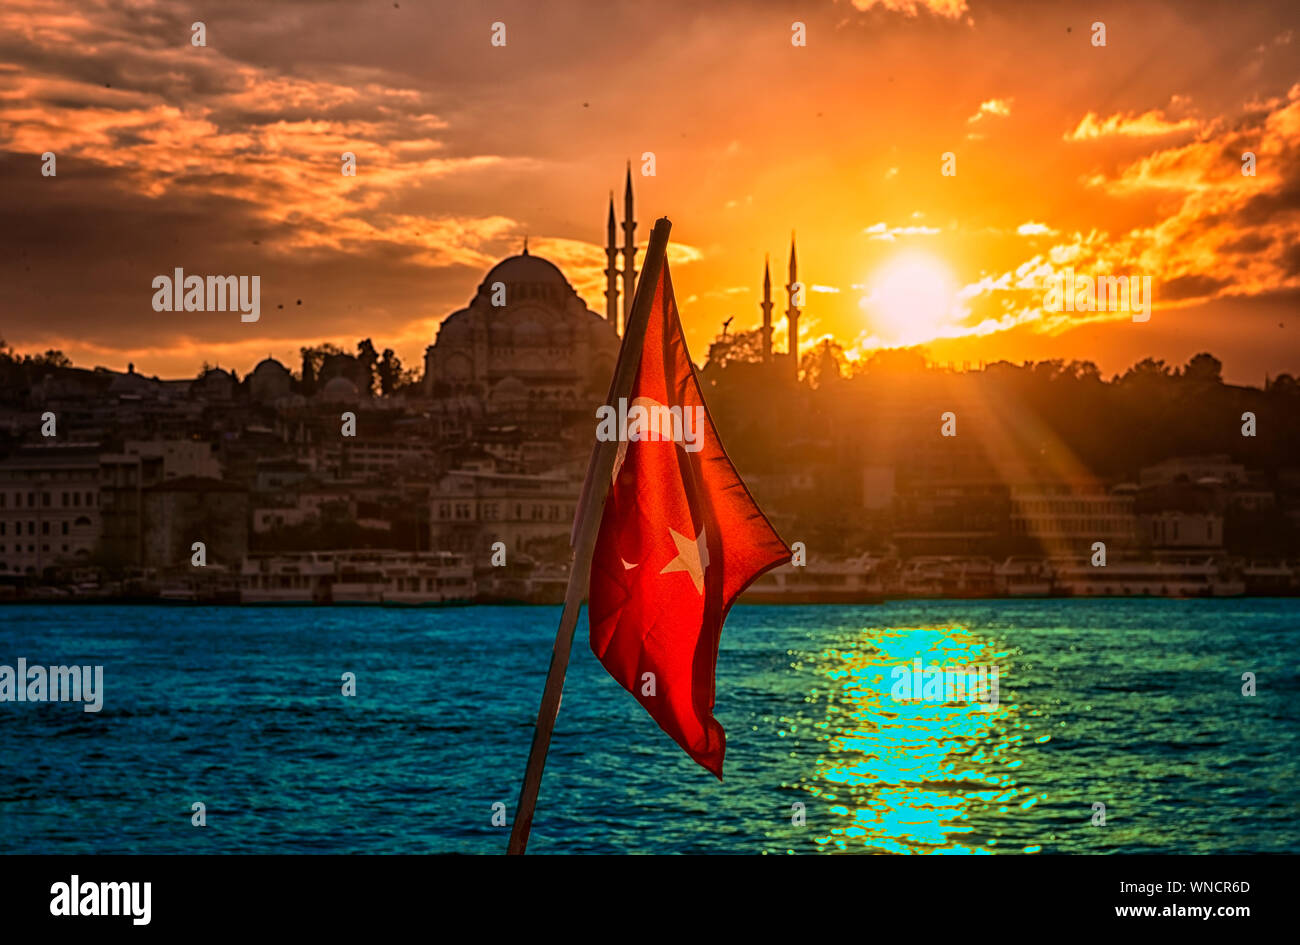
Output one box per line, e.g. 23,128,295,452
604,193,619,327
785,233,800,379
621,162,637,336
760,255,773,363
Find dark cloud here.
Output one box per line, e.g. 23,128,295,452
1236,178,1300,226
1217,232,1272,254
1161,273,1232,301
1280,241,1300,276
0,153,477,358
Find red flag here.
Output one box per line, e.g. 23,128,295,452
587,259,789,778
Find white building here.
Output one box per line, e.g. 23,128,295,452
1008,482,1138,551
430,466,578,556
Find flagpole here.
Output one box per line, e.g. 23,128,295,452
507,216,672,855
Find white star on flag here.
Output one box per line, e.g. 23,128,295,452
659,525,709,594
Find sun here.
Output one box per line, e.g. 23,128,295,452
860,252,958,346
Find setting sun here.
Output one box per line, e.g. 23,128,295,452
860,252,958,347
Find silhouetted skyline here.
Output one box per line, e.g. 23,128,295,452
2,1,1300,384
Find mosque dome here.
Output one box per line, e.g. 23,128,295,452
252,356,289,377
480,252,570,291
250,356,292,402
320,375,360,403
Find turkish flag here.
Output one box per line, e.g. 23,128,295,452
587,259,789,778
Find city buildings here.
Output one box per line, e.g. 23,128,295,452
0,210,1296,598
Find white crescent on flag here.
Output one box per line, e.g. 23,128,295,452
611,396,694,484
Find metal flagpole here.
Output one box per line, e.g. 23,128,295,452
506,217,672,855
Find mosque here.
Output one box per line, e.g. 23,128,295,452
421,165,804,410
419,166,642,407
421,249,619,408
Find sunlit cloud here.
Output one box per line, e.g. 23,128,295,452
1064,109,1199,140
848,0,971,20
865,222,943,241
968,98,1013,124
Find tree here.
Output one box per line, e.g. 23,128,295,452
704,328,766,370
1067,360,1102,382
861,347,928,376
1120,357,1175,383
301,343,346,393
399,364,422,390
801,338,849,389
356,339,379,394
1270,373,1297,395
378,348,404,396
1184,352,1223,385
300,346,317,395
28,349,71,369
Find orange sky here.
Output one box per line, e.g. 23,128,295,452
2,0,1299,383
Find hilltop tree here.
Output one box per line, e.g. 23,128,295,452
1184,352,1223,385
1119,357,1175,383
860,347,928,376
301,343,345,387
801,338,849,389
378,348,405,396
704,328,766,370
299,347,317,395
356,339,379,394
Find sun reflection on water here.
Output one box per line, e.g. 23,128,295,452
794,624,1038,854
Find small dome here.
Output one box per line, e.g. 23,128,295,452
251,357,292,403
252,357,289,376
320,376,360,402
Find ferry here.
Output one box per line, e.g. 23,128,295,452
898,557,946,598
1240,560,1296,596
740,555,886,604
240,551,475,604
331,552,389,604
897,556,1000,598
159,567,240,604
241,552,336,604
380,552,474,605
1050,557,1246,597
995,557,1055,597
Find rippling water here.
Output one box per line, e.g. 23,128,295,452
1,601,1296,854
